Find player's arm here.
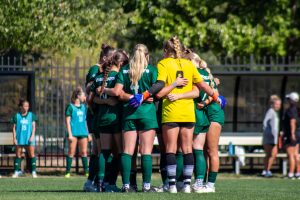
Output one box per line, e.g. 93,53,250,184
65,116,73,139
290,118,296,141
167,85,199,102
155,78,188,99
30,121,36,142
12,124,17,145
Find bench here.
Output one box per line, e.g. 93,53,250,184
219,132,288,175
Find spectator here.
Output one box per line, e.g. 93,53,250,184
283,92,300,179
262,95,281,177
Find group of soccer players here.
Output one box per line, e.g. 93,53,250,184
10,36,225,194
80,36,226,193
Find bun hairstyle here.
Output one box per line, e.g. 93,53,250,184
129,44,149,86
18,98,29,107
269,95,281,105
99,49,129,97
163,36,184,59
71,86,84,103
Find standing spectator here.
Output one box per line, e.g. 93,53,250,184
283,92,300,179
262,95,281,177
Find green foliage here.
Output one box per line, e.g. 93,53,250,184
0,0,129,55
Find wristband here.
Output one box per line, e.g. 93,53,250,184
142,91,151,100
211,92,218,102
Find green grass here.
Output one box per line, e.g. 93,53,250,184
1,174,300,200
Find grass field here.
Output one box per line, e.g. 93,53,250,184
1,174,300,200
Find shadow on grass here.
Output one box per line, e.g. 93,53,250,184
7,190,85,193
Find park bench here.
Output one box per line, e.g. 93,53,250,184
219,132,288,175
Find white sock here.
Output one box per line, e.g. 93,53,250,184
143,183,151,190
196,179,204,186
207,182,215,188
295,173,300,177
124,184,130,188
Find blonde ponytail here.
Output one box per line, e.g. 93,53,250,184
129,44,149,85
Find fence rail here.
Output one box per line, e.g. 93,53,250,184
0,54,300,170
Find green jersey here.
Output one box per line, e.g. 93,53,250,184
91,70,120,127
194,68,217,103
86,65,100,85
116,64,157,120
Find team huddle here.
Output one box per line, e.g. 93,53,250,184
11,36,226,194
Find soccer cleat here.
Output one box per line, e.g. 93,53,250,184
130,185,138,192
182,185,191,193
32,171,38,178
156,184,169,192
104,185,121,193
12,171,22,178
196,185,216,193
176,181,184,191
261,170,267,176
83,180,97,192
193,179,204,193
168,185,177,194
142,186,159,193
265,171,272,178
121,185,136,193
65,173,70,178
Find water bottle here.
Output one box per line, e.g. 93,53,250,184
228,142,235,156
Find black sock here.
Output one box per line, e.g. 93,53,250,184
160,153,168,184
183,153,194,185
109,155,120,185
88,155,97,182
166,153,176,186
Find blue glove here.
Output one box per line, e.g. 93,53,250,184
129,94,144,108
218,95,227,109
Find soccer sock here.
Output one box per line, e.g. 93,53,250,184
160,153,168,185
14,157,21,172
193,149,206,182
121,153,132,185
109,155,120,185
81,157,88,174
166,153,176,186
183,153,194,186
98,150,110,183
176,152,184,182
30,157,37,172
103,152,113,185
87,155,97,181
130,169,137,186
66,156,73,174
141,154,152,187
207,171,218,188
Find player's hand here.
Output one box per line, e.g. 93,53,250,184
175,77,188,87
217,95,227,109
167,94,182,102
291,134,296,143
29,136,34,143
214,78,220,86
129,94,144,108
106,97,118,106
144,97,154,103
13,138,17,145
88,134,92,142
96,86,104,95
68,135,75,143
196,103,205,109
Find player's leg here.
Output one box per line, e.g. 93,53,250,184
130,143,138,191
204,122,221,192
121,123,138,192
26,145,37,178
286,145,296,178
162,124,179,193
66,137,78,177
99,133,113,189
12,146,23,178
157,133,168,190
139,129,156,192
193,131,207,191
78,137,89,176
179,125,195,193
263,144,277,177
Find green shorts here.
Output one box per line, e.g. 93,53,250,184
99,124,121,134
206,102,225,126
123,118,158,132
194,108,210,135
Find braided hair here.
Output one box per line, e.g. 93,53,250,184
98,49,129,97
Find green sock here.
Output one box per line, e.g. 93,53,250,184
176,152,184,181
121,153,132,185
193,149,206,180
14,157,22,172
81,157,88,173
141,154,152,184
98,153,106,182
66,156,73,173
30,157,37,172
102,150,111,184
208,171,218,183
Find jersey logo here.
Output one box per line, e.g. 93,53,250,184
20,118,29,125
77,110,84,122
123,70,129,74
201,75,210,80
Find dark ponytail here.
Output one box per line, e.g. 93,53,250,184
18,98,29,107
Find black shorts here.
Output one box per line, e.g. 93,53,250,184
163,122,195,129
